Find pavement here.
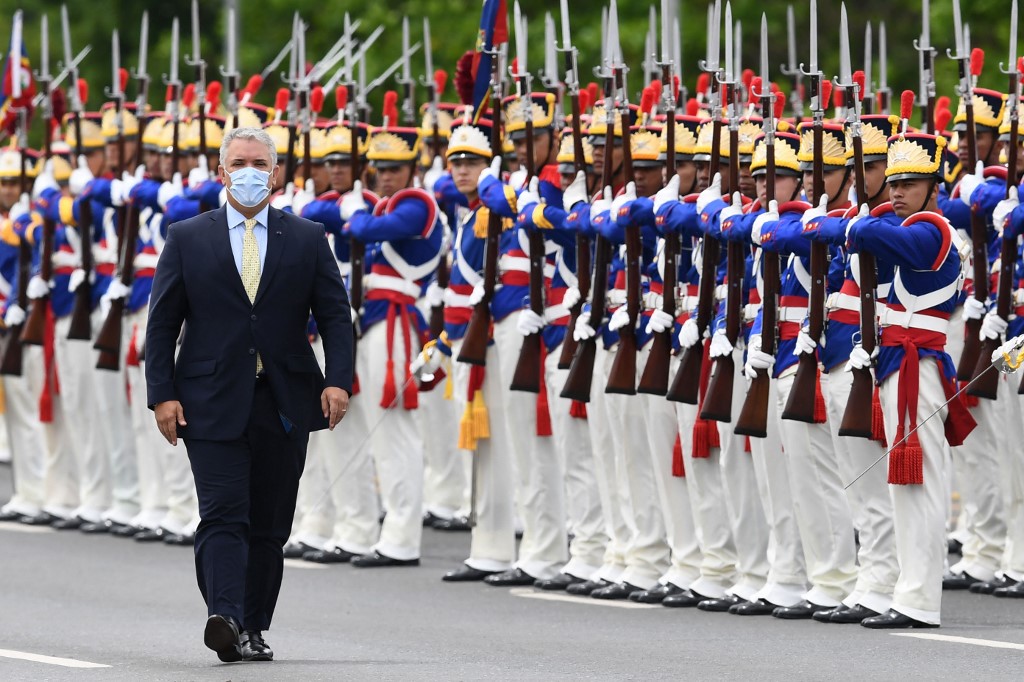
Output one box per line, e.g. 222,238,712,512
1,463,1023,681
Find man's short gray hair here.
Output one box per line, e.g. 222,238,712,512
219,127,278,168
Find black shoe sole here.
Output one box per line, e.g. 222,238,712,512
204,616,242,663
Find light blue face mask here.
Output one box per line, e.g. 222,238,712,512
227,167,271,207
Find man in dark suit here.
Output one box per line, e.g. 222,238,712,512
146,127,353,663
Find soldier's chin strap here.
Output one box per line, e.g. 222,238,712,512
917,179,939,215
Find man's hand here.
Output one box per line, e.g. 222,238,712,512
322,387,350,430
155,400,187,446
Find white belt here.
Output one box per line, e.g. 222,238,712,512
337,262,352,278
544,304,569,322
499,254,529,274
878,308,950,334
94,246,118,264
743,303,761,322
714,284,728,301
51,251,80,268
643,291,664,309
778,306,807,323
363,273,422,299
826,291,860,312
607,289,627,307
443,289,473,307
133,253,159,270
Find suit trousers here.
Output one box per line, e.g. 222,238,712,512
0,347,51,517
185,378,308,631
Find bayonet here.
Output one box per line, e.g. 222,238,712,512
541,13,559,91
220,3,239,123
914,0,936,132
364,44,422,97
395,17,415,124
781,4,803,117
132,11,149,114
863,22,873,112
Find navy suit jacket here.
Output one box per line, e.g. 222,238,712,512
145,205,353,440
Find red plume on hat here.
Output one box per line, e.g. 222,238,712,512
821,79,833,110
245,74,263,98
686,98,700,117
586,82,599,109
749,77,761,107
182,83,196,109
742,69,754,94
274,87,290,114
697,72,710,97
310,86,324,115
383,90,399,127
205,81,222,114
971,48,984,78
119,68,129,93
51,86,67,125
335,85,348,113
640,86,656,123
900,90,916,123
773,90,785,121
936,95,950,112
434,69,448,97
456,51,475,106
935,108,952,133
577,88,591,113
852,71,865,101
78,78,88,106
673,75,680,101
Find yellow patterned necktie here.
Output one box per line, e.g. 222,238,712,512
241,218,263,374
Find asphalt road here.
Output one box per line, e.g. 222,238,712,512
1,463,1023,681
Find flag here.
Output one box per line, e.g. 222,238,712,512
0,40,36,137
471,0,508,122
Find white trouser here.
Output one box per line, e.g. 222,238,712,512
776,370,858,606
950,382,1006,583
492,316,568,580
546,342,606,580
602,345,670,591
1,347,51,516
587,346,630,584
715,349,769,601
361,319,423,561
748,377,808,608
822,364,898,614
1003,368,1024,581
54,314,110,522
881,358,949,625
419,380,467,520
641,345,700,591
944,306,971,543
450,338,515,572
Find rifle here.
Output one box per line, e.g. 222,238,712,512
915,0,936,135
838,5,880,437
397,17,416,126
220,4,240,129
780,4,804,119
667,0,722,404
187,0,209,185
422,18,449,340
456,47,504,366
93,199,140,370
66,4,93,341
781,0,826,423
510,4,545,394
972,4,1019,398
346,15,365,349
877,22,891,115
637,3,678,396
0,241,31,376
700,3,741,421
282,14,301,186
556,0,591,369
735,19,779,437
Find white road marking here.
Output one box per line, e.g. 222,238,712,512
509,587,659,609
892,633,1024,650
284,558,327,570
0,648,110,668
0,523,55,534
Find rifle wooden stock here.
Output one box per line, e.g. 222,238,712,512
561,235,611,402
68,116,94,341
511,100,543,393
957,93,986,381
428,92,447,340
0,240,32,376
349,237,364,341
606,85,637,396
93,204,141,370
21,217,57,346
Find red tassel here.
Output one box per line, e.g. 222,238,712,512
691,418,711,458
39,305,58,423
672,434,685,478
400,306,418,410
569,400,588,419
352,373,361,397
403,371,419,409
963,385,979,408
125,324,140,367
888,429,924,485
535,345,552,437
871,386,886,443
693,339,715,457
744,435,751,453
381,359,397,408
709,420,721,448
813,368,827,423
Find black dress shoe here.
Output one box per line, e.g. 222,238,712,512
772,600,832,619
565,579,610,596
283,541,313,558
163,532,195,546
698,594,746,612
110,523,141,538
812,605,847,622
443,565,499,582
630,583,683,604
352,551,419,568
591,582,644,600
0,508,24,522
423,511,446,527
970,576,1016,594
484,568,536,587
241,630,273,662
948,538,963,556
942,571,983,590
51,516,83,530
134,528,166,542
204,614,242,662
994,581,1024,598
860,609,939,629
78,520,110,534
433,516,471,532
19,511,56,526
661,589,711,608
828,604,881,624
304,547,356,564
730,598,780,615
534,573,585,591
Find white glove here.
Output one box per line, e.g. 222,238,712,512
26,275,52,300
517,177,541,211
103,279,131,301
292,178,316,217
423,156,444,193
68,268,88,293
413,175,423,189
425,281,445,307
111,165,146,207
745,347,777,378
611,181,637,219
981,311,1009,340
516,308,546,336
591,186,613,218
645,308,674,334
607,306,632,332
468,281,486,306
678,317,701,349
653,173,681,215
270,182,295,210
32,159,59,200
958,160,985,206
696,172,723,214
573,311,597,341
340,180,368,220
993,193,1020,232
187,159,210,188
993,335,1024,363
562,170,588,211
800,192,829,228
4,303,25,327
562,286,582,309
846,344,877,371
962,296,987,321
794,329,817,356
719,191,744,224
847,184,858,206
157,172,184,210
508,168,528,193
410,345,444,379
751,199,779,246
69,154,94,197
477,156,502,188
709,328,733,358
845,202,870,241
8,192,30,222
